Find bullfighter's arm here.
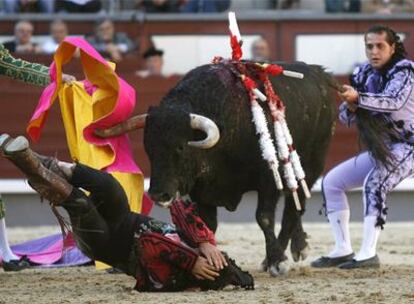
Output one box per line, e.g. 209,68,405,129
357,69,414,112
338,101,356,126
170,199,216,247
0,43,50,86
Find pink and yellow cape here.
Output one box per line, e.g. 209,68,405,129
27,37,153,268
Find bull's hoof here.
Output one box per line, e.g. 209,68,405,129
268,260,290,276
259,255,290,276
291,244,310,262
258,258,268,272
290,231,309,262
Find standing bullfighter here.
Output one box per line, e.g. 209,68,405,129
312,25,414,269
0,134,253,291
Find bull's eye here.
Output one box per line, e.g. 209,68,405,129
176,145,184,154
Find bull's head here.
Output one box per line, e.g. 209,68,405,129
94,107,220,208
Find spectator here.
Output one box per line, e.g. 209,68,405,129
3,0,54,13
55,0,102,13
325,0,361,12
135,0,181,12
87,19,135,62
250,37,271,62
40,20,69,54
362,0,414,13
180,0,231,12
136,47,165,77
3,20,40,54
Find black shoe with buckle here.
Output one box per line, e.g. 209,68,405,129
2,256,31,272
198,253,255,290
338,255,380,269
311,253,354,268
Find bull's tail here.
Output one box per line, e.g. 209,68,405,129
307,64,346,94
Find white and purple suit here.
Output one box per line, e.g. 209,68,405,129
322,59,414,226
321,58,414,261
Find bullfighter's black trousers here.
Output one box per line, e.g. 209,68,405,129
59,164,201,290
53,164,254,291
60,164,151,268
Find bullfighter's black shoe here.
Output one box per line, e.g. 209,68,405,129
199,253,254,290
338,255,380,269
311,253,354,268
225,256,255,290
2,256,31,272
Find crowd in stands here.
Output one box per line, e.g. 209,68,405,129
1,18,166,76
0,19,277,79
1,1,413,80
2,18,134,59
1,0,414,13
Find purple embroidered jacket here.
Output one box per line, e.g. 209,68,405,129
339,59,414,142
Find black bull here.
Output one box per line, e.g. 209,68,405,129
99,61,337,275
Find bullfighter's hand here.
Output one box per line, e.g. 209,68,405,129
199,242,228,270
340,85,359,103
62,73,76,84
346,101,358,113
192,256,220,281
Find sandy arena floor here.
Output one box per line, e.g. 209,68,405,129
0,223,413,304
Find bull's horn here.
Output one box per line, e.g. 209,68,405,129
94,114,147,138
188,114,220,149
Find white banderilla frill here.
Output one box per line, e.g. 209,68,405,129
250,98,283,190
